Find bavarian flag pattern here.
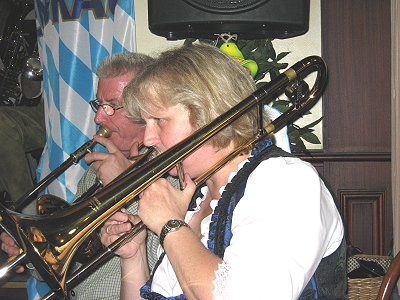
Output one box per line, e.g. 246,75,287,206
33,0,136,205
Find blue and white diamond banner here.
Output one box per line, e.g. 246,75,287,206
34,0,136,203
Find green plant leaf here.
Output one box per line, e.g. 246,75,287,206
290,137,307,154
302,116,323,129
277,52,290,61
301,132,321,144
184,38,197,45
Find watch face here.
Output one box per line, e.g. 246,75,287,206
160,219,189,247
168,220,181,229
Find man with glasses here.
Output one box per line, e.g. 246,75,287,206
0,52,160,300
75,52,150,199
67,52,161,300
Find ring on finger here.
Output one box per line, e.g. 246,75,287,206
106,224,112,234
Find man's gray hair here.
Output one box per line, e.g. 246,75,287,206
96,52,154,78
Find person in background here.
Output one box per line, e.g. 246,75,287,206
68,52,157,300
101,43,347,299
0,73,45,204
0,52,158,300
0,0,44,204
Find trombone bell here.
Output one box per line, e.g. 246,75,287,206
0,202,102,298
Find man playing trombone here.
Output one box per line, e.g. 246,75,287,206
1,52,157,300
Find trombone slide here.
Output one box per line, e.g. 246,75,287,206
9,126,111,211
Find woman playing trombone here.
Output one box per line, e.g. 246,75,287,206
100,43,347,300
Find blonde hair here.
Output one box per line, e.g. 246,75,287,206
123,43,271,149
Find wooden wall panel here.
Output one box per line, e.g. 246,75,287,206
339,189,386,254
321,0,391,153
307,158,392,254
316,0,391,255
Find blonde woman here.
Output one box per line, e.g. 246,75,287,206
101,44,346,300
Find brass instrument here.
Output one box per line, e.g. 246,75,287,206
34,144,156,215
7,125,111,212
0,56,327,298
35,145,157,265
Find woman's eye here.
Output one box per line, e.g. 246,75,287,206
154,118,163,124
148,116,165,126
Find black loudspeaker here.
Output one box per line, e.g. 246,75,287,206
148,0,310,40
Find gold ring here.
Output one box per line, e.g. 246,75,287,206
106,225,111,234
98,178,104,186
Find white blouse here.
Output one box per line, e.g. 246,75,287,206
150,156,344,299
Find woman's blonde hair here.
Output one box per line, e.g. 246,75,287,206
123,43,271,149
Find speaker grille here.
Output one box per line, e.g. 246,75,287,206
184,0,269,13
149,0,310,40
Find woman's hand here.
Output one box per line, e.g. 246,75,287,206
100,209,147,259
138,173,196,236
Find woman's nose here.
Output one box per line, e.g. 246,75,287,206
143,125,159,147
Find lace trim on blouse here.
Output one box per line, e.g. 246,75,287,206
212,261,231,300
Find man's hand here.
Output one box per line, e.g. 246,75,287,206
85,136,139,185
100,209,147,259
0,232,24,273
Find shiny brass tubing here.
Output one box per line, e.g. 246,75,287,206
9,126,111,211
0,252,26,278
41,221,146,300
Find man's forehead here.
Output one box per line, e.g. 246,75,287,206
99,75,131,87
97,79,130,102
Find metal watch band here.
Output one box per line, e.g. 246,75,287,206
159,219,189,247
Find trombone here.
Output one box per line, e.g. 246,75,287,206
8,126,111,212
0,55,327,298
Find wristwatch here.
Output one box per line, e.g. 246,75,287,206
159,219,189,247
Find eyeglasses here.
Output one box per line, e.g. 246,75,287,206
89,99,123,116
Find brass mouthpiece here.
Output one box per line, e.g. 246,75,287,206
97,125,111,138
